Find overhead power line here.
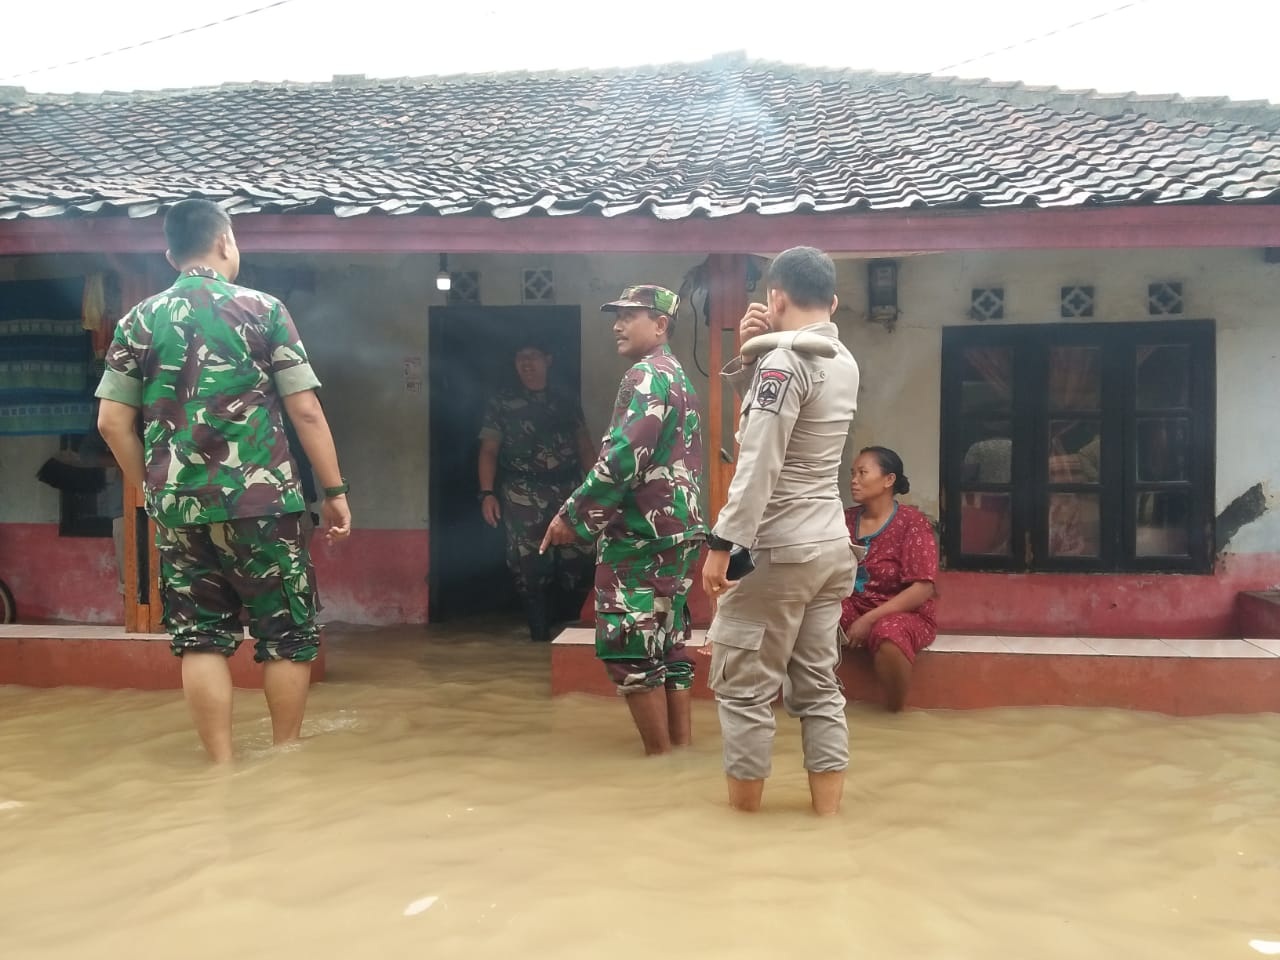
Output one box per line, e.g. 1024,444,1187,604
2,0,304,81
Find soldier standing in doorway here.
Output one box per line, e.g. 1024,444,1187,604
541,285,706,756
478,340,596,642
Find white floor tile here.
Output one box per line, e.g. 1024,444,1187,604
1161,639,1275,659
1083,638,1185,657
1244,638,1280,656
930,635,1010,654
999,636,1095,656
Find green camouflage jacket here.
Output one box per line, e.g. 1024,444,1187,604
95,267,319,527
560,345,706,555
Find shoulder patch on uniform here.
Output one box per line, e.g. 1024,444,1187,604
753,368,794,412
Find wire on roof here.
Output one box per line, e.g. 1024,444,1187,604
5,0,1157,90
932,0,1154,76
0,0,304,81
851,0,1157,98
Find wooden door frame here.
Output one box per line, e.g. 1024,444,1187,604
705,254,749,523
116,262,165,634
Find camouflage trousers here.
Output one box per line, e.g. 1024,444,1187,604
501,477,593,605
154,513,320,663
594,539,700,695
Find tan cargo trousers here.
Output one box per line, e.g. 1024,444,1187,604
708,537,858,781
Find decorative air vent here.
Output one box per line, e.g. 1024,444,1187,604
970,287,1004,322
1060,285,1095,318
448,271,480,305
522,268,555,304
1147,282,1184,316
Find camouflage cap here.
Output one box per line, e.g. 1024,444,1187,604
601,284,679,317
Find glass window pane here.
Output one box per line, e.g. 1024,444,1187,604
1136,418,1191,482
961,420,1012,484
959,347,1012,413
1135,492,1191,557
960,492,1012,556
1049,493,1100,558
1136,345,1190,409
1049,346,1101,410
1048,419,1102,483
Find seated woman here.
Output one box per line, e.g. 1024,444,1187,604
840,447,938,712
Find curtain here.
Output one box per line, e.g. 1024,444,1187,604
0,277,94,436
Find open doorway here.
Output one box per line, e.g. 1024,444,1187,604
427,306,584,625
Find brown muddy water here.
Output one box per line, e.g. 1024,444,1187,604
1,620,1278,960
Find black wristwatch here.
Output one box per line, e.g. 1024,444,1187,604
705,533,736,552
478,489,497,502
323,478,350,497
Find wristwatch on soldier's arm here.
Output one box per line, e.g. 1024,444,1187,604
324,478,350,497
478,489,497,502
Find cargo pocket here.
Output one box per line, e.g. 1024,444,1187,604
594,586,656,658
763,543,821,600
770,544,821,565
707,616,771,699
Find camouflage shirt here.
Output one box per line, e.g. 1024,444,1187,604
479,387,585,483
94,267,320,527
560,345,706,552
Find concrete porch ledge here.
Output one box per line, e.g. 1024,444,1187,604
550,628,1280,715
0,625,327,690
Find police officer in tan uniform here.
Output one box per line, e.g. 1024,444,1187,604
702,246,860,816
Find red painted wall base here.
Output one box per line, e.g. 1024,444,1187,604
0,524,119,623
6,519,1277,638
934,554,1280,639
1239,591,1280,639
586,550,1280,639
0,523,429,626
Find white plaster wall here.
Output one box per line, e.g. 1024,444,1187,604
0,436,62,523
281,255,433,531
255,251,705,531
829,248,1280,549
4,246,1277,554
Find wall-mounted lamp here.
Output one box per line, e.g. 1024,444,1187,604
868,259,899,326
436,253,452,292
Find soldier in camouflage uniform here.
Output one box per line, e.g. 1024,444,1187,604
478,342,595,642
541,285,705,756
94,199,351,764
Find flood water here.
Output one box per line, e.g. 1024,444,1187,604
2,621,1278,960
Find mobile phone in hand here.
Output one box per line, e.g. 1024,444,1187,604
727,545,756,580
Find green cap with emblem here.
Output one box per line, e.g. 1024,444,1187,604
601,284,679,317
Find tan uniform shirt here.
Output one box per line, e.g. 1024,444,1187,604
712,321,859,549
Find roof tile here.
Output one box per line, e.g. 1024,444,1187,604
2,59,1278,221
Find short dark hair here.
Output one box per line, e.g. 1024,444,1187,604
860,446,910,495
651,307,677,338
766,246,837,310
164,199,231,263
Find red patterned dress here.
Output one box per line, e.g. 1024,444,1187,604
839,503,939,662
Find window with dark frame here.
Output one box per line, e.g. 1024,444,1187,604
940,321,1215,574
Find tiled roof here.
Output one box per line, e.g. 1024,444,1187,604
2,55,1279,221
